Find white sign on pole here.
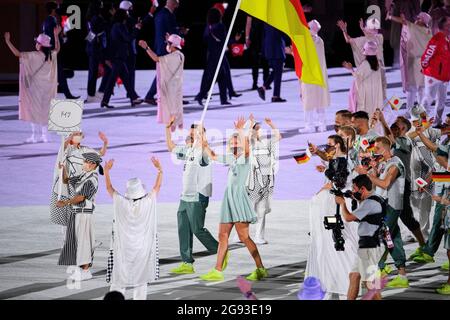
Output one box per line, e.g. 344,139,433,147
48,99,83,133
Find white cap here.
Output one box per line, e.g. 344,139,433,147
119,1,133,10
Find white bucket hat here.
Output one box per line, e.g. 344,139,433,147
119,1,133,10
35,34,52,47
125,178,147,200
366,17,381,30
167,34,183,49
308,20,321,35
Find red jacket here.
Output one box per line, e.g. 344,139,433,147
421,32,450,82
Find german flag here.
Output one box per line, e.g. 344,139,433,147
431,172,450,183
294,152,310,164
240,0,325,87
367,141,376,153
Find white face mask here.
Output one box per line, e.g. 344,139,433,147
166,45,171,53
72,135,83,144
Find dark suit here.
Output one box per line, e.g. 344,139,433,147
249,17,269,87
86,14,107,97
125,15,138,96
196,23,228,104
145,7,179,100
98,18,113,94
101,22,139,104
263,24,286,98
42,15,75,98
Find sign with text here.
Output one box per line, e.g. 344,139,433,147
48,99,83,132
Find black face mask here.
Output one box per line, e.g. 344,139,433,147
353,191,362,201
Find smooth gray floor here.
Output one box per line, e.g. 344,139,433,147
0,200,448,300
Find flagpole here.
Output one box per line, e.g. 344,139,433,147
199,0,242,124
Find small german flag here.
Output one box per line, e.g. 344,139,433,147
431,172,450,183
367,141,376,153
421,117,429,127
294,153,310,164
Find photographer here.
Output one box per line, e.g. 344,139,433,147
356,137,409,288
335,174,385,300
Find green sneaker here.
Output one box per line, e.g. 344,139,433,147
413,252,435,264
170,262,195,274
441,261,449,271
380,265,393,277
222,251,230,271
409,246,424,260
386,276,409,288
436,283,450,295
246,267,269,281
199,268,224,281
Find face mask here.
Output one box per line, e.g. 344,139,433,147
353,191,362,201
166,45,171,53
72,135,83,144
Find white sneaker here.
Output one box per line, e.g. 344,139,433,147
298,126,315,134
254,238,268,245
69,268,92,281
39,134,48,143
25,136,37,144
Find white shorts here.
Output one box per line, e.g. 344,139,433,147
351,246,384,281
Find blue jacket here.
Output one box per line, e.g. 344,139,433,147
263,24,286,60
204,23,226,62
125,16,138,56
154,8,178,56
86,14,107,56
110,22,137,60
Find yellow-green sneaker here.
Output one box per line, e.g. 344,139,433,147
413,252,435,264
409,246,424,260
441,261,449,271
246,267,269,281
380,265,393,277
199,268,224,281
386,276,409,288
170,262,195,274
436,283,450,295
222,251,230,271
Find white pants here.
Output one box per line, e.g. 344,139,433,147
110,284,148,300
75,214,95,266
254,214,266,241
30,123,47,137
410,193,433,238
406,85,424,115
304,109,326,128
421,75,449,125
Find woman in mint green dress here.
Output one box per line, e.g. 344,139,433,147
199,117,268,282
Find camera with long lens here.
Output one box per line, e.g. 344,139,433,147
323,157,349,251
